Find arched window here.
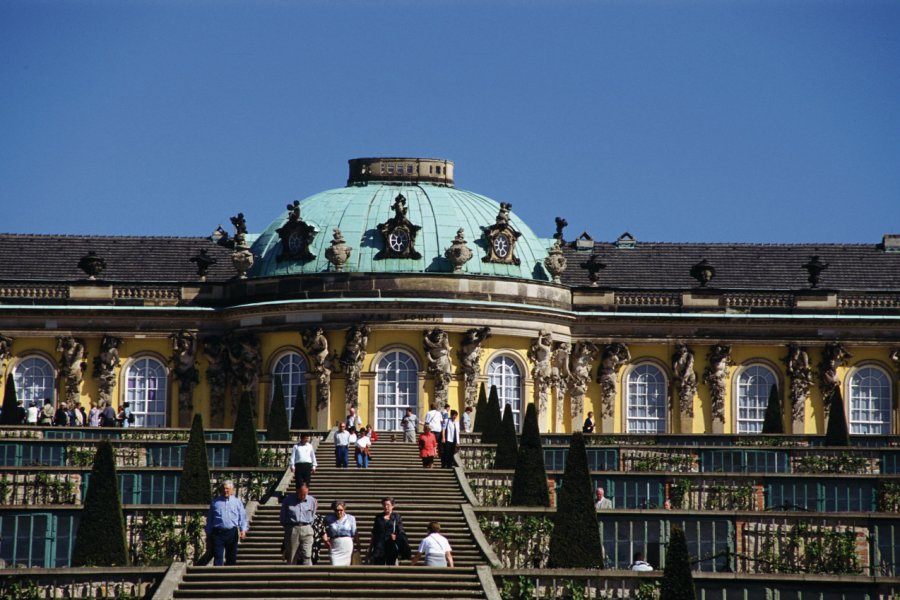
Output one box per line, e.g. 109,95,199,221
272,352,308,426
848,367,892,435
124,357,168,428
626,363,667,433
488,355,523,430
375,350,418,431
13,356,56,408
736,365,778,434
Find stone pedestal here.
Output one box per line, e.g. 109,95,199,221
679,414,693,434
178,408,192,429
601,415,614,434
792,418,805,435
711,419,725,434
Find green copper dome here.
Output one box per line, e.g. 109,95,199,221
248,158,551,280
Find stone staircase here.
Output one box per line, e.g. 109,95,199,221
170,439,490,599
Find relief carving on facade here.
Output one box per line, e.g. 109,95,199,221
301,327,335,411
0,334,13,374
56,336,87,405
550,341,572,432
444,228,473,273
891,348,900,381
569,341,599,430
597,343,630,419
226,333,262,416
702,344,733,425
92,335,122,406
340,324,371,409
783,343,814,423
527,331,553,420
424,328,453,407
457,326,492,408
325,228,353,272
672,343,698,417
202,336,229,428
171,330,199,426
819,342,851,410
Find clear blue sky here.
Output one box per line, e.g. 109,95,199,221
1,0,898,243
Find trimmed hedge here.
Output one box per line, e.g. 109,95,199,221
178,414,212,504
473,382,488,433
548,431,603,568
290,383,310,430
510,403,550,507
267,375,290,441
825,387,850,447
661,525,696,600
1,373,19,425
480,385,503,445
71,441,129,566
493,403,519,469
229,391,260,467
761,383,784,434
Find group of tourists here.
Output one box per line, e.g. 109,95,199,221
332,410,377,469
413,402,471,468
10,398,133,427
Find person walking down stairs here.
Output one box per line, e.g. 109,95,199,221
290,432,318,487
368,497,410,565
280,482,318,565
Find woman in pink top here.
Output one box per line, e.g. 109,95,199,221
418,428,437,468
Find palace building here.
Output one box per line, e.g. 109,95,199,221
1,156,898,437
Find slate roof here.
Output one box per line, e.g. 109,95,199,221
560,242,900,291
0,234,236,283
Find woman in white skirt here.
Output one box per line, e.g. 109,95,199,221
323,500,357,566
411,521,454,568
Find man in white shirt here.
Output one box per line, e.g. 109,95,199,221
26,401,39,425
595,487,613,510
424,403,443,450
441,410,460,469
334,422,351,468
630,551,653,571
345,407,361,431
290,433,317,487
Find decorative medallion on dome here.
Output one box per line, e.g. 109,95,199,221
482,202,521,266
444,228,473,273
375,194,422,260
275,201,317,263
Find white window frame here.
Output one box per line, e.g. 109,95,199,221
124,356,168,428
624,362,668,433
374,350,419,432
12,355,57,408
271,351,308,426
847,365,892,435
487,353,524,430
735,364,778,434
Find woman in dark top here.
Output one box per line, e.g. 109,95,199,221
582,411,595,434
369,497,409,565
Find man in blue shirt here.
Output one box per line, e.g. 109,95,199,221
280,482,318,565
205,480,249,566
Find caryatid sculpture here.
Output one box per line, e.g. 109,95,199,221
424,328,453,408
93,335,122,406
597,343,630,422
457,327,492,408
301,327,334,411
226,333,262,417
783,343,814,426
550,341,572,432
340,324,371,409
819,342,851,413
171,330,199,427
672,343,698,419
56,336,87,405
202,336,229,428
703,344,733,427
569,341,599,432
528,330,553,424
0,334,13,375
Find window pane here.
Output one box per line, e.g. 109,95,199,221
849,367,891,435
375,351,418,431
13,357,56,408
488,356,522,429
626,364,666,433
737,365,777,434
126,358,168,427
272,353,308,426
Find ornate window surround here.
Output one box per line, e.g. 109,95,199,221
10,352,58,406
844,361,894,436
372,347,421,432
621,358,670,434
267,347,309,425
730,361,781,435
119,353,170,428
484,350,526,431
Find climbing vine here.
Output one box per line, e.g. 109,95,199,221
478,514,553,568
752,522,861,575
794,454,869,474
134,513,205,566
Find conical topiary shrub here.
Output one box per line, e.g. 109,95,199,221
229,391,259,467
178,414,212,504
510,403,550,507
548,432,603,568
480,385,503,444
72,441,129,566
761,383,784,434
493,403,519,469
473,382,488,433
290,383,310,430
1,373,19,425
661,525,696,600
267,375,290,441
825,387,850,447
